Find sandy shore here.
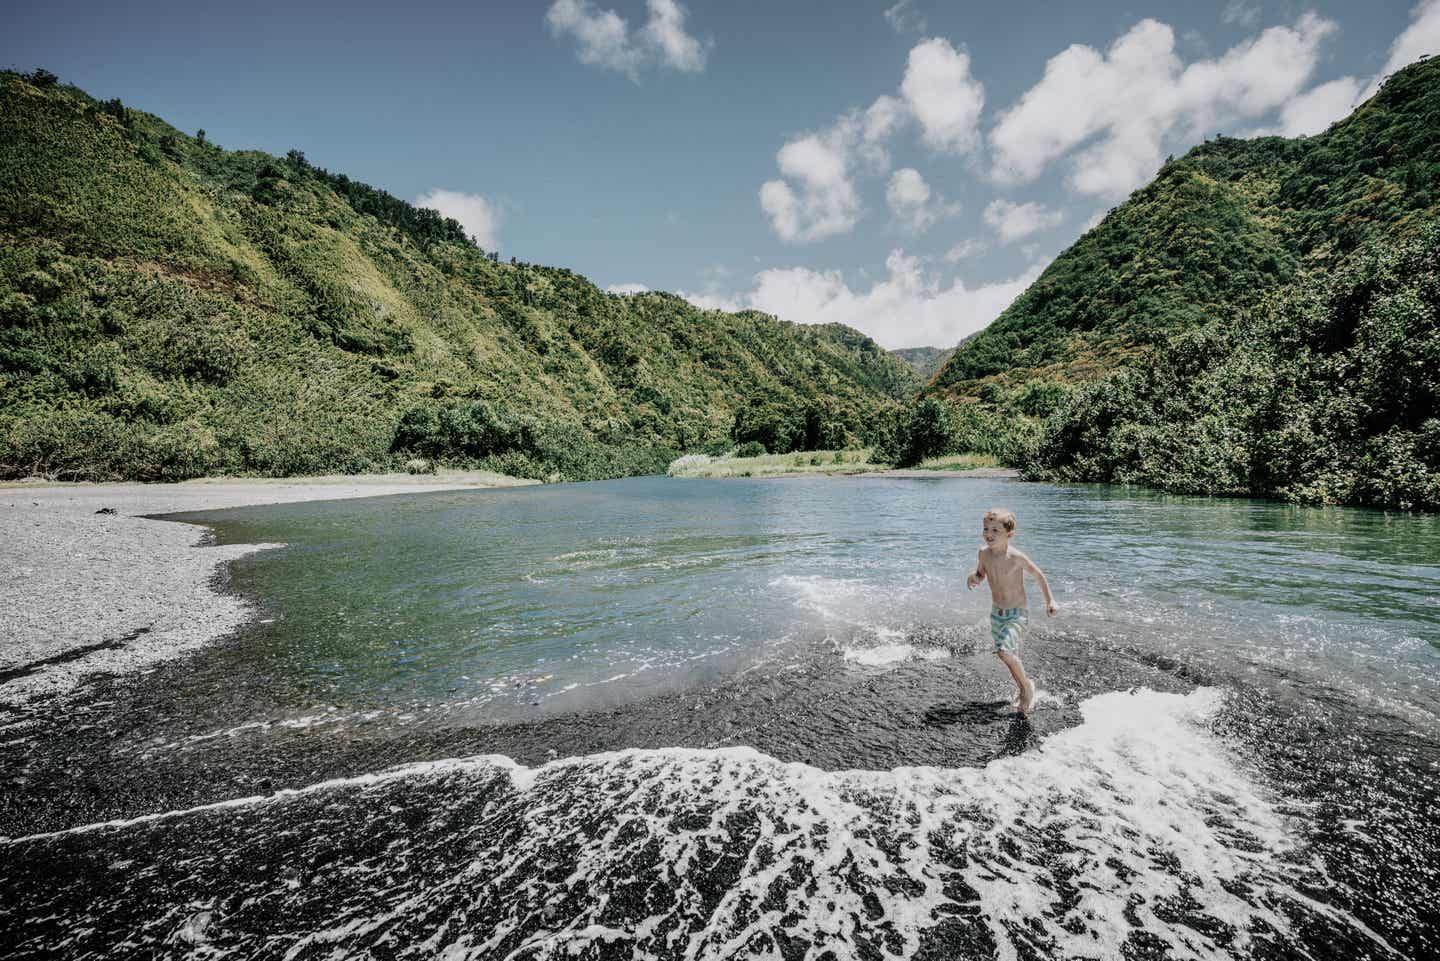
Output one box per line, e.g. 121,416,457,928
0,471,535,707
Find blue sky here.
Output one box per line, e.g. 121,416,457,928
5,1,1438,347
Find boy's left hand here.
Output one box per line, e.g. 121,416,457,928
1046,602,1058,616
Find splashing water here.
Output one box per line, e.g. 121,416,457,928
2,688,1393,960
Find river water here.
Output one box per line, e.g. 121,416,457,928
3,476,1438,959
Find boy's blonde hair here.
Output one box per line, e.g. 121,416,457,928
984,507,1017,532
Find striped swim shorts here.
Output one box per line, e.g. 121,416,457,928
990,606,1028,654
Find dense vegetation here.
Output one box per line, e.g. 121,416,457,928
923,57,1440,509
0,71,919,482
890,345,954,380
930,56,1440,399
1026,224,1440,510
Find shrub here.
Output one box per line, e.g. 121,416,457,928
701,439,733,457
735,440,766,458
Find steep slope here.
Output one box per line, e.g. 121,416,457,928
890,346,955,380
0,72,919,482
927,56,1440,402
1026,221,1439,510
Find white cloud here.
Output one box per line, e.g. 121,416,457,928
760,131,862,243
681,251,1045,349
990,13,1338,198
545,0,707,77
1255,76,1365,136
1221,1,1260,29
886,168,958,232
606,283,650,295
943,238,986,262
760,96,903,243
901,38,985,154
885,0,927,35
414,189,502,250
756,35,984,241
1363,0,1440,100
983,199,1064,244
641,0,707,71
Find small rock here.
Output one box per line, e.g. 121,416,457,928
95,507,117,515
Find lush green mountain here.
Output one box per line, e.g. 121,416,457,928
1026,221,1439,510
890,346,954,381
928,56,1440,405
0,71,919,482
885,57,1440,509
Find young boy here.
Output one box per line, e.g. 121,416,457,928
966,507,1057,714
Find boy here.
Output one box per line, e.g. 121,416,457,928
966,507,1057,714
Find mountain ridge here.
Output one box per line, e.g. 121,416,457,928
0,70,919,482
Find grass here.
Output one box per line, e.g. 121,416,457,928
667,449,884,478
911,453,1003,471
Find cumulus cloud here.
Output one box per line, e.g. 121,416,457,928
885,168,958,232
606,283,650,295
546,0,707,77
760,96,903,243
641,0,707,71
758,35,984,241
1363,0,1440,100
901,38,985,154
990,13,1338,198
682,251,1045,349
943,238,986,262
983,199,1064,243
414,189,502,250
884,0,927,35
1257,76,1365,136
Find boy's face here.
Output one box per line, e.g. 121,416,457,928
982,517,1012,547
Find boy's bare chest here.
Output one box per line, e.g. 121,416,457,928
985,552,1023,581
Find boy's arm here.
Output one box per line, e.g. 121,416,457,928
966,549,985,590
1021,553,1058,615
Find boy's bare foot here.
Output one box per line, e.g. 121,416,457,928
1017,682,1035,715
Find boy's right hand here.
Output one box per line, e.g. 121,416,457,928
966,573,980,590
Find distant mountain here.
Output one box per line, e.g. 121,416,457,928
889,346,954,381
0,71,919,482
927,56,1440,403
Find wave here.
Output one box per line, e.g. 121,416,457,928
2,687,1394,959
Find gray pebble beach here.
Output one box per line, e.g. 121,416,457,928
0,473,533,707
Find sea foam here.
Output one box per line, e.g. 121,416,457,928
3,688,1393,960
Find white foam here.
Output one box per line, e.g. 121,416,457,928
842,643,950,665
8,687,1392,960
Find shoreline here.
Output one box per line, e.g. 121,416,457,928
0,471,535,707
751,467,1021,480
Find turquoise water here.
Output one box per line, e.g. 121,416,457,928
6,475,1440,960
168,476,1440,719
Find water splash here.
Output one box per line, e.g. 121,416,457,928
3,687,1391,960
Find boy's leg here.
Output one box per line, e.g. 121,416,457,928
996,651,1034,713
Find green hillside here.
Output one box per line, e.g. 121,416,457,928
0,71,919,483
928,56,1440,404
1027,221,1439,510
890,346,955,381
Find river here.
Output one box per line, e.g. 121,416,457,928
3,475,1438,959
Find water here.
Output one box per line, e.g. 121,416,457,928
3,476,1439,959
